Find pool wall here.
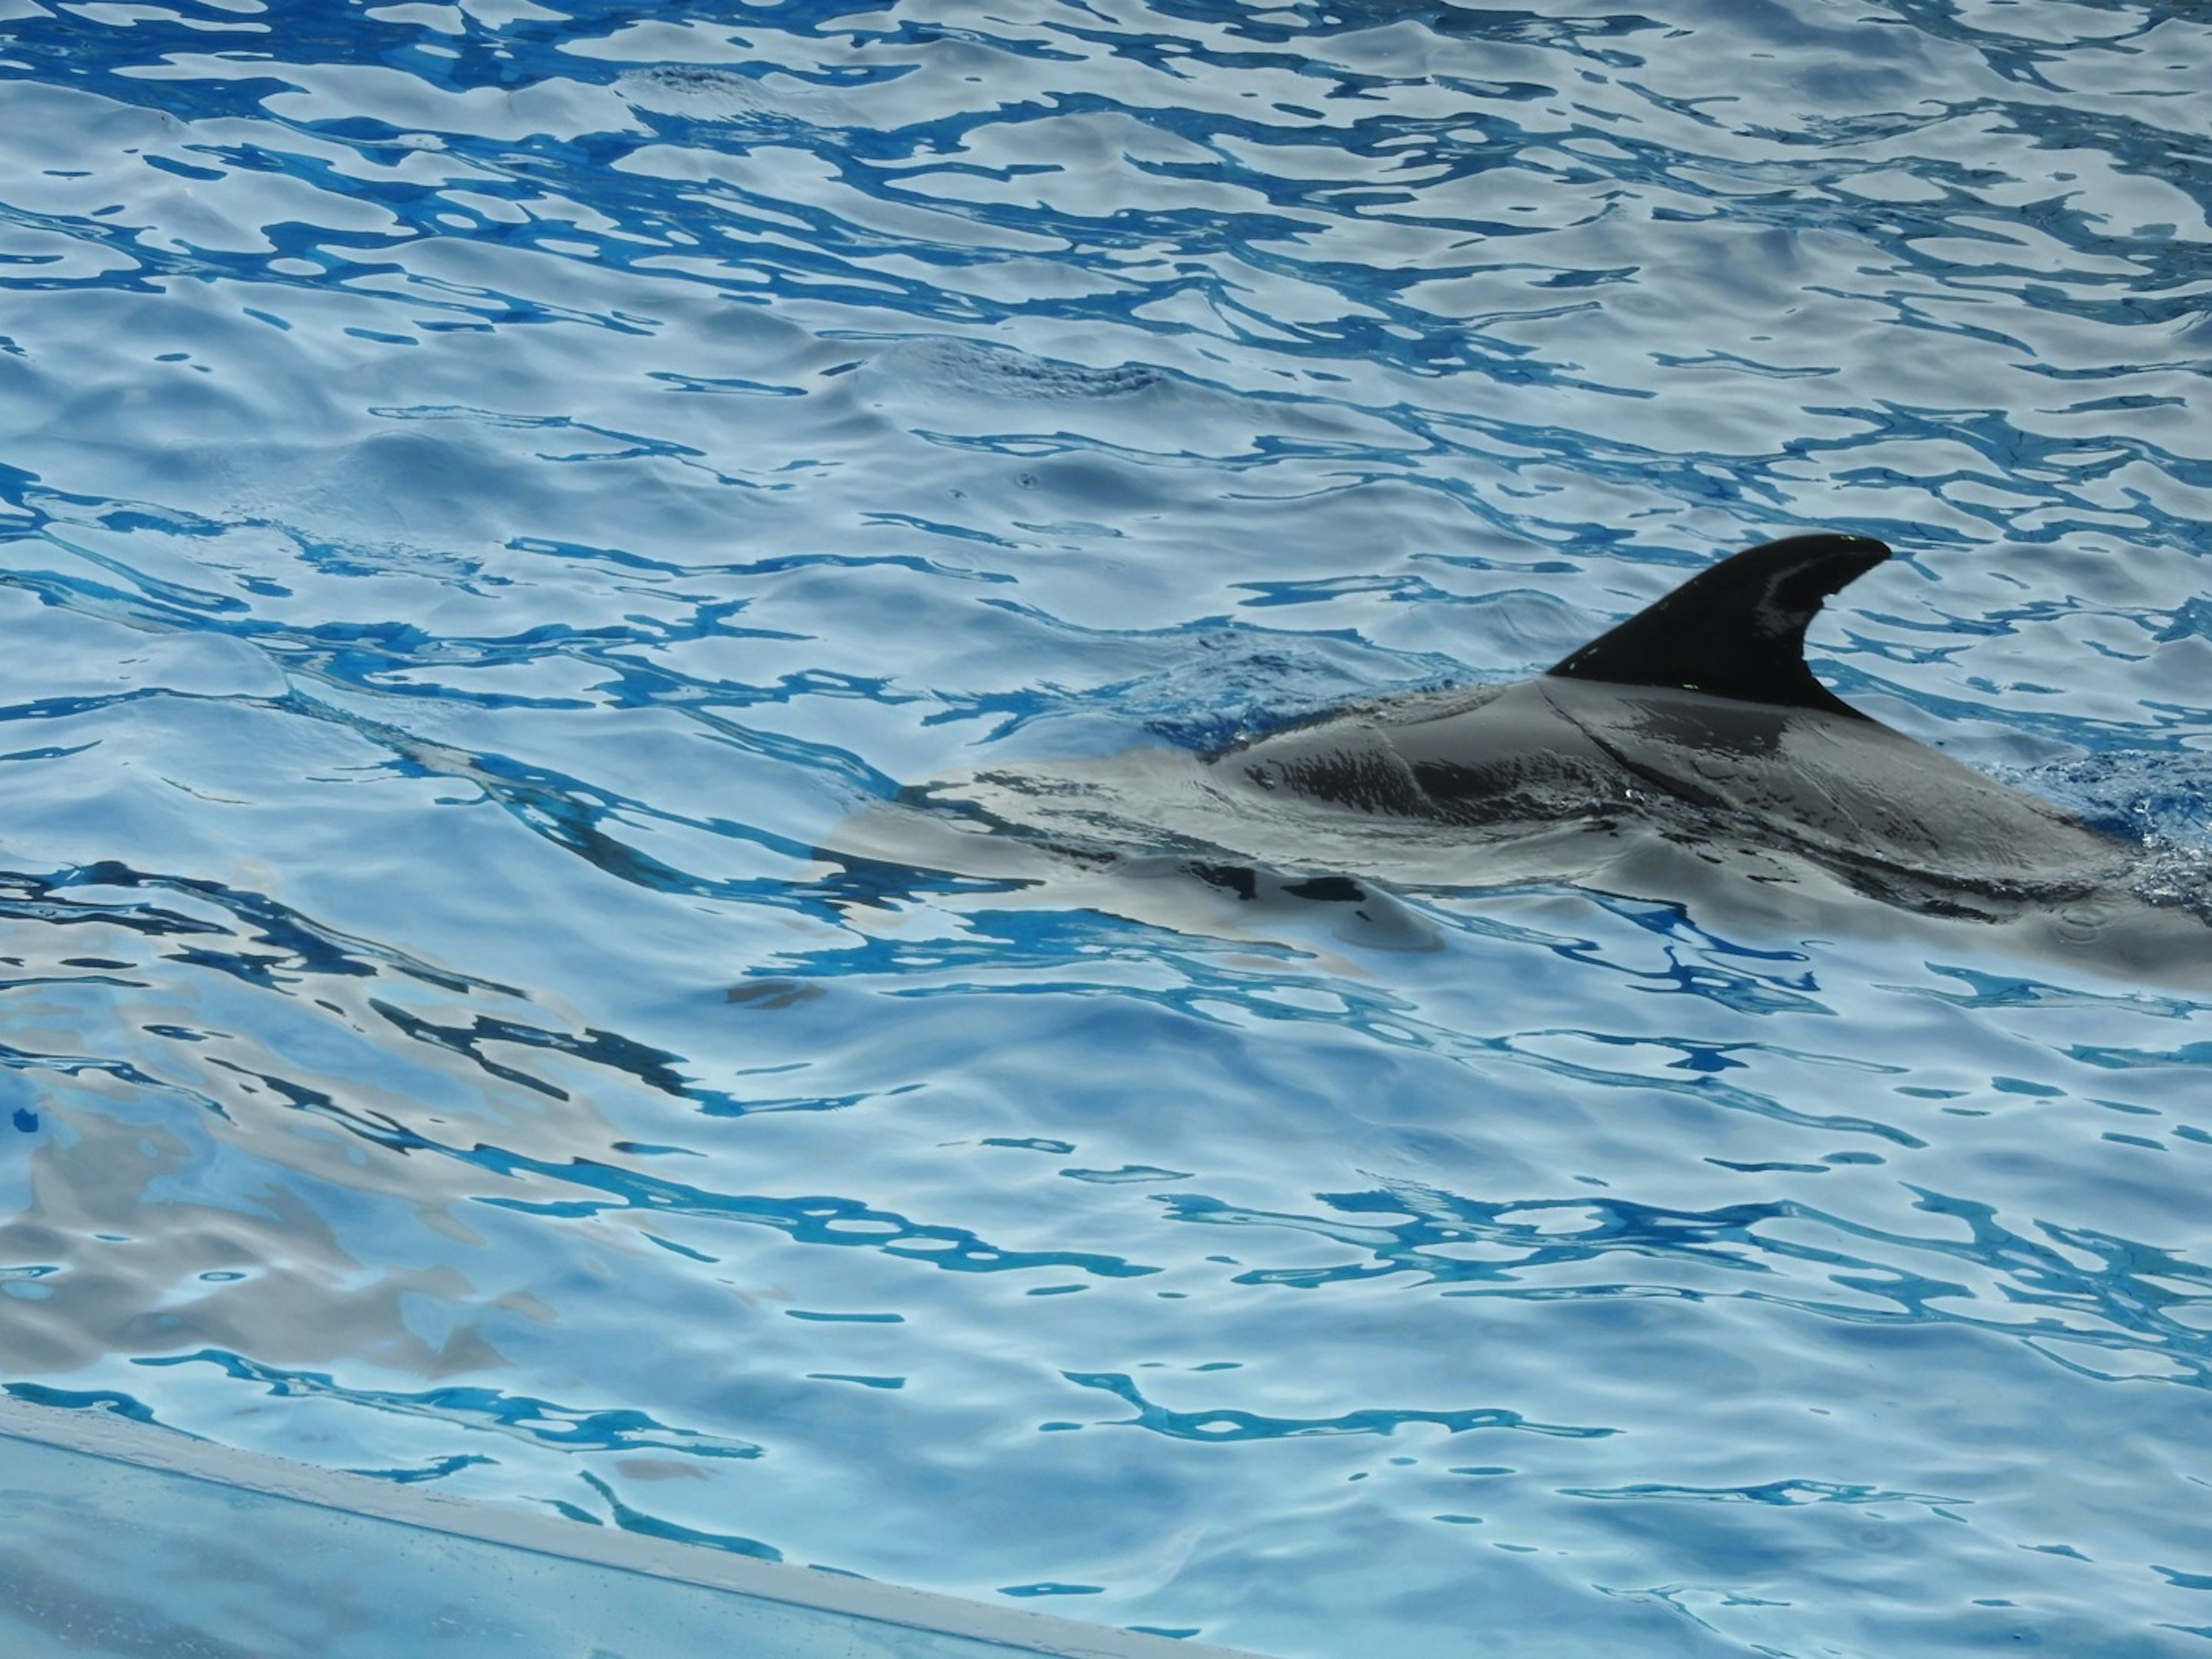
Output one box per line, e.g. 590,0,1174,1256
0,1396,1262,1659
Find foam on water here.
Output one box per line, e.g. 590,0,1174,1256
3,2,2211,1655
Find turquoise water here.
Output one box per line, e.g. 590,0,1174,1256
0,1399,1172,1659
3,2,2211,1655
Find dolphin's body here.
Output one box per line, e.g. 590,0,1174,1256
828,536,2205,980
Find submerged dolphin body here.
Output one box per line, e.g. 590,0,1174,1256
828,536,2206,981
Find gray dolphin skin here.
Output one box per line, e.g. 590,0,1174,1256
1214,534,2122,900
829,536,2207,982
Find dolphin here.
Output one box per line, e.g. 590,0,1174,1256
824,535,2207,982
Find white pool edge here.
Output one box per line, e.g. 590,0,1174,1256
0,1393,1267,1659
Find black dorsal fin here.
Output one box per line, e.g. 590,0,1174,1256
1545,533,1891,718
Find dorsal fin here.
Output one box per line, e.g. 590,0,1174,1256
1546,533,1890,718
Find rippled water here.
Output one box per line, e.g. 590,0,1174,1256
4,3,2211,1654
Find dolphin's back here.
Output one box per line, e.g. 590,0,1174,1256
834,532,2198,987
1211,533,2128,899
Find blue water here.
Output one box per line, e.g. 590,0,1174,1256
3,2,2211,1655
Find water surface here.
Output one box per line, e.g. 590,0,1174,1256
3,2,2211,1654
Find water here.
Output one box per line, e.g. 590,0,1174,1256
3,2,2211,1654
0,1397,1151,1659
